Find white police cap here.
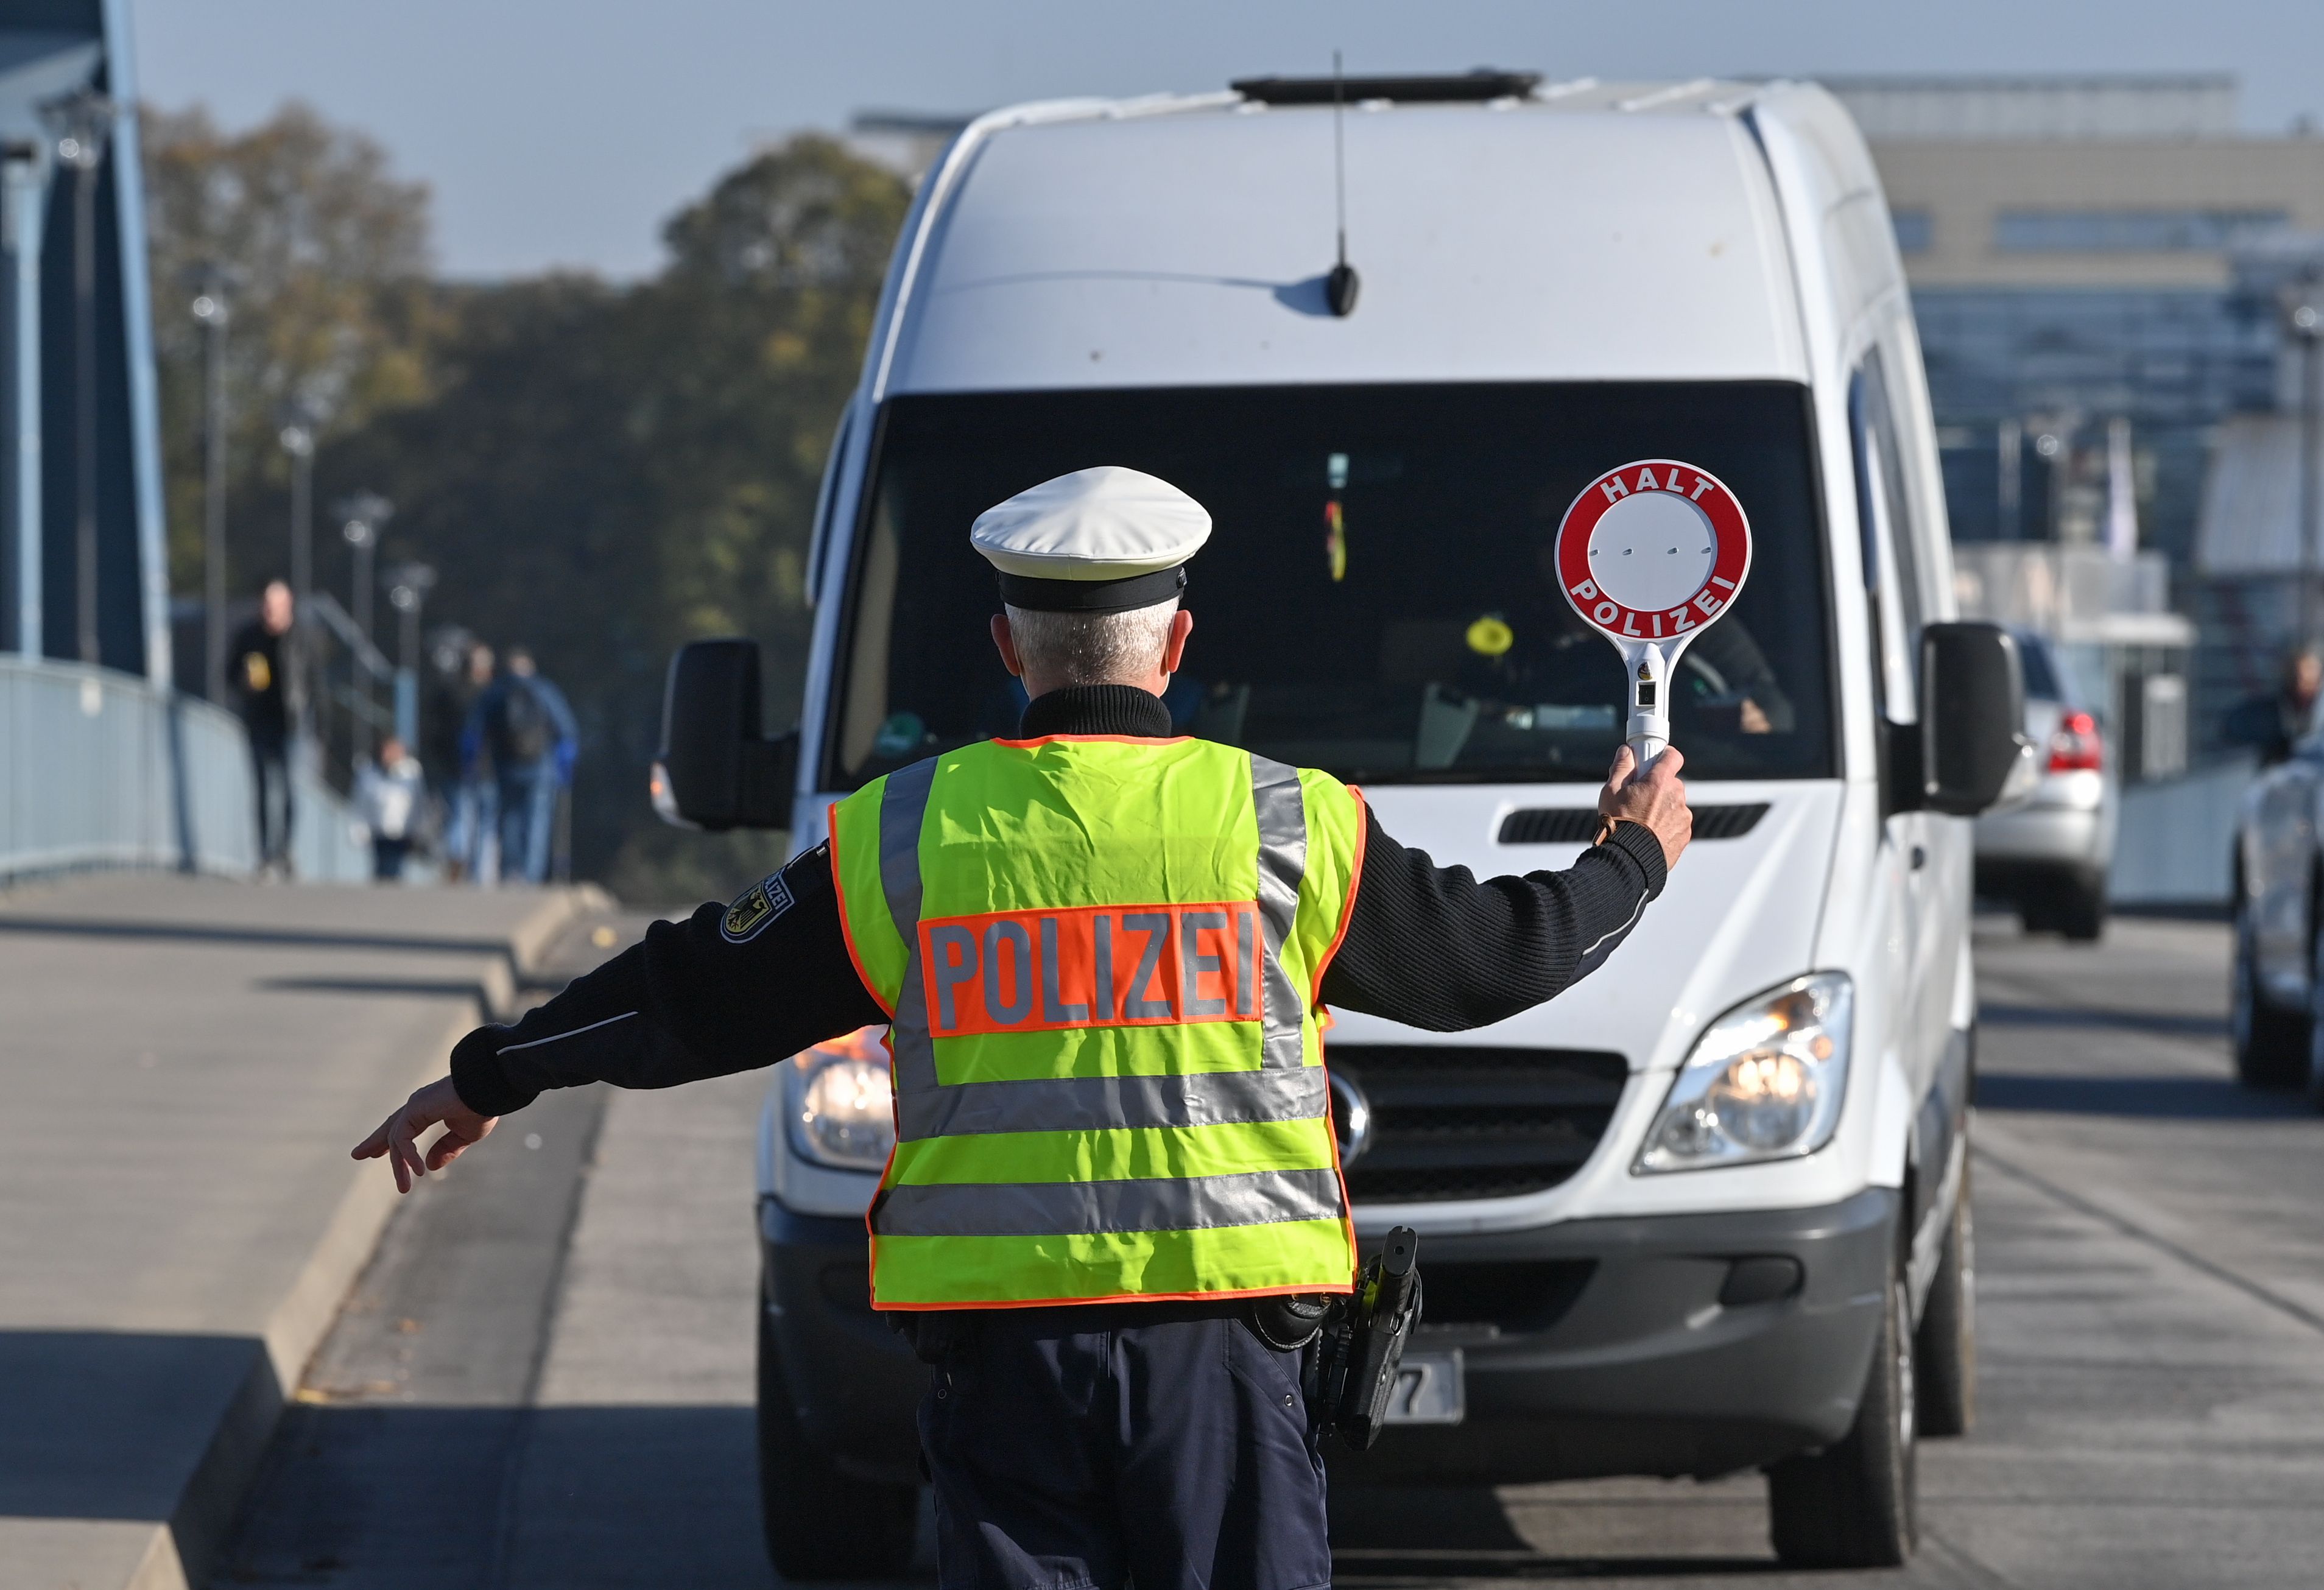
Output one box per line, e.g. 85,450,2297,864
971,466,1211,613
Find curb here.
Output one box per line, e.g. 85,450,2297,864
100,884,611,1590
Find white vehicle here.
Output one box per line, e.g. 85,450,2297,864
655,70,2025,1578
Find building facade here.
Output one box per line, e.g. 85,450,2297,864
1829,76,2324,736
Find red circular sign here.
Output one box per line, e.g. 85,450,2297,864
1555,459,1752,648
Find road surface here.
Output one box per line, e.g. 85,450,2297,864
206,915,2324,1588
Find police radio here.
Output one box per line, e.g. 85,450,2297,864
1554,460,1753,771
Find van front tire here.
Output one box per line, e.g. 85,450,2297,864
758,1287,919,1580
1767,1265,1917,1569
1914,1164,1975,1438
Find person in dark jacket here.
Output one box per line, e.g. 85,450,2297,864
2226,644,2322,767
431,640,496,881
460,645,576,884
227,580,299,876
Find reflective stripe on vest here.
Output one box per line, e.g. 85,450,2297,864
828,736,1365,1310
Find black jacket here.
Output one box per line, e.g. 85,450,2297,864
228,620,293,745
451,685,1665,1116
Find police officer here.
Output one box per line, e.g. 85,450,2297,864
354,465,1692,1590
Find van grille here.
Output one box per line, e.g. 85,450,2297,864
1328,1046,1630,1203
1496,803,1768,845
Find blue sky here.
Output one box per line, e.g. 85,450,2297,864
129,0,2324,281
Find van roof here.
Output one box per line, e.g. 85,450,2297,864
876,80,1853,398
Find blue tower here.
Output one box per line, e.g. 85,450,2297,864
1,0,169,683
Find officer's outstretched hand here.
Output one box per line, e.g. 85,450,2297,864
351,1075,498,1194
1597,745,1692,872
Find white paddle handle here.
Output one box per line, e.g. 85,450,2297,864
1627,644,1670,773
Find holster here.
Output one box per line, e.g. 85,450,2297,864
1312,1226,1423,1451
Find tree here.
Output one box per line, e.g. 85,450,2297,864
324,137,910,890
141,102,436,592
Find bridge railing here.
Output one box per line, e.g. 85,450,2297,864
1,656,370,883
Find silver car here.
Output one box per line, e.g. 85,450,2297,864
1973,631,2117,941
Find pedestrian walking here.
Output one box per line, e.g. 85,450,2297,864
227,579,300,876
354,468,1693,1589
2227,643,2322,767
432,639,496,881
353,736,426,881
461,645,575,885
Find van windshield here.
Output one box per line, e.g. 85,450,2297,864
825,383,1833,789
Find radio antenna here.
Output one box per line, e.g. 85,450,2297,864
1325,49,1360,315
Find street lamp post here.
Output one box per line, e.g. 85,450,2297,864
278,412,315,607
334,491,393,644
2284,284,2324,650
386,561,435,748
335,491,392,759
190,268,233,703
40,89,114,666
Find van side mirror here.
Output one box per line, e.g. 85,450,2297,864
651,639,797,831
1917,622,2030,816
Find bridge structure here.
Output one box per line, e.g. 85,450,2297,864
0,17,624,1590
0,2,376,890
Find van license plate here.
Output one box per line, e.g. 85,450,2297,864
1382,1348,1465,1425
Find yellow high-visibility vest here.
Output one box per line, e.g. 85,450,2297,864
828,733,1366,1310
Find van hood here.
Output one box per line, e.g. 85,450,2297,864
1327,781,1842,1072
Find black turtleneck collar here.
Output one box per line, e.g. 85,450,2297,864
1016,684,1174,740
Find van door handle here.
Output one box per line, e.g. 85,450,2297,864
1910,845,1928,871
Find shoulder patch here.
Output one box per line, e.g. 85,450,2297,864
720,869,797,943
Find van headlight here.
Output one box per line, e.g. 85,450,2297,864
1635,973,1853,1173
784,1028,896,1172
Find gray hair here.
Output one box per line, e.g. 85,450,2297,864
1004,600,1177,688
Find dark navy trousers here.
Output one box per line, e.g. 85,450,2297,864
915,1301,1333,1590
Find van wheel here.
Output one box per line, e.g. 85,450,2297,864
1914,1163,1975,1438
2233,900,2308,1089
1767,1265,1917,1568
758,1288,918,1580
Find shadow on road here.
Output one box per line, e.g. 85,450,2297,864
1326,1485,1778,1583
213,1403,769,1588
0,1329,275,1524
255,974,505,999
1977,1071,2309,1120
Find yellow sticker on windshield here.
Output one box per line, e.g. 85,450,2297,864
1466,616,1513,657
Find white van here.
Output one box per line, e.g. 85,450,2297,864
655,71,2026,1578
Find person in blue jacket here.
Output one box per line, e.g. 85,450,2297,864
459,645,576,884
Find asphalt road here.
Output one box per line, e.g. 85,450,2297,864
208,913,2324,1589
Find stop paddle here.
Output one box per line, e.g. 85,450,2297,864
1555,459,1753,770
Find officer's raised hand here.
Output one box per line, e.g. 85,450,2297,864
351,1076,498,1194
1597,744,1692,870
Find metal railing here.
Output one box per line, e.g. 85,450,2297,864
1,656,370,882
300,592,404,790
